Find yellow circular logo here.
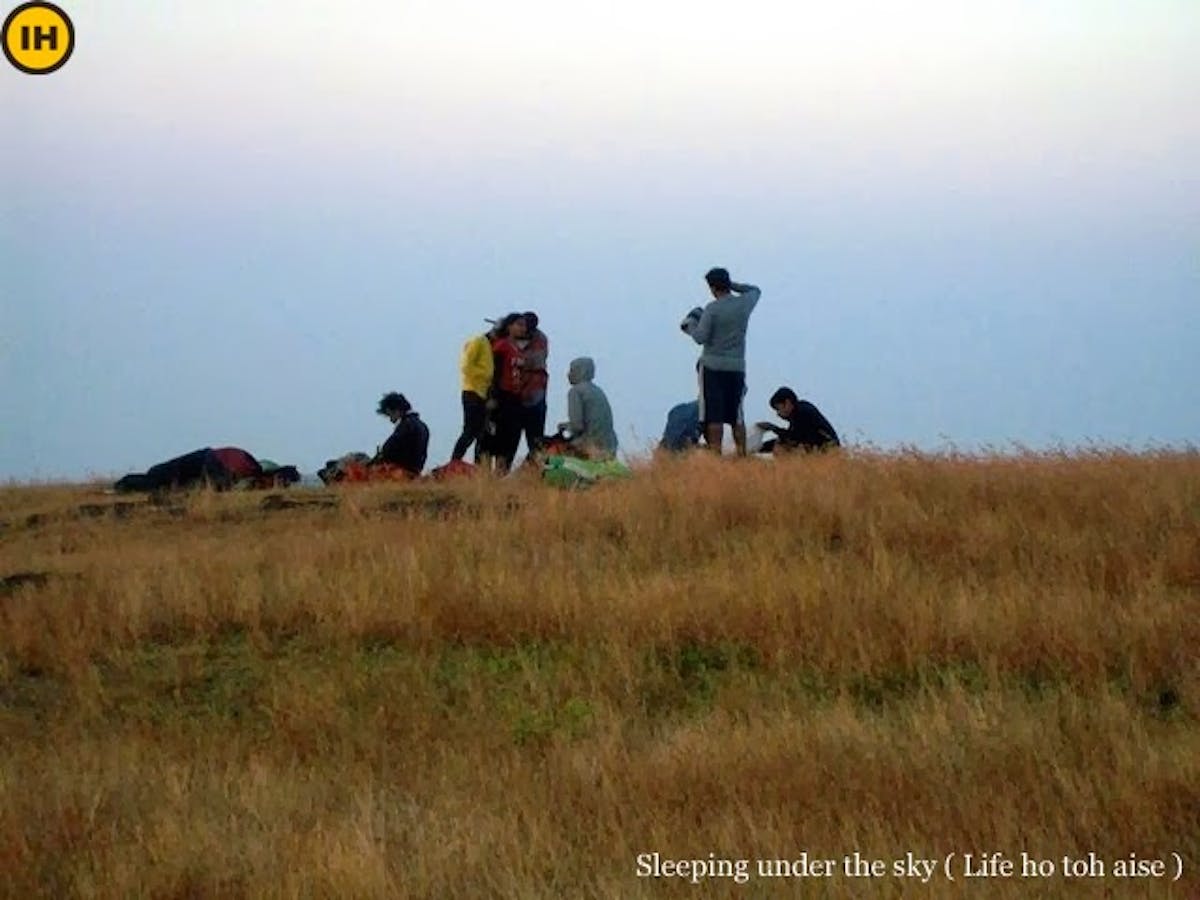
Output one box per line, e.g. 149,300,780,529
3,2,74,74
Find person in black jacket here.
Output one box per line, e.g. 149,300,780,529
756,387,840,454
375,392,430,475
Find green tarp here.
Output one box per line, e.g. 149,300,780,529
542,455,632,489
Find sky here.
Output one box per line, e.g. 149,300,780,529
2,0,1198,480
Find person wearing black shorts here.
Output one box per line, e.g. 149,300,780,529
681,268,761,455
698,367,744,428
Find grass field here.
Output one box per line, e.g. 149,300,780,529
1,450,1197,898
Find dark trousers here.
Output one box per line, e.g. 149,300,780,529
521,401,548,455
493,395,525,471
452,391,489,462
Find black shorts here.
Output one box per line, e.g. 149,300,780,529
699,367,745,426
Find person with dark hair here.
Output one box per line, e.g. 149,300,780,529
681,267,761,455
451,322,496,463
374,392,430,475
489,313,528,472
757,387,840,453
518,310,550,455
704,267,733,293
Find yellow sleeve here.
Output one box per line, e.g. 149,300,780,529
476,338,494,384
461,336,494,395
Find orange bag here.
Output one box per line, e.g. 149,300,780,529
430,460,478,481
340,462,414,483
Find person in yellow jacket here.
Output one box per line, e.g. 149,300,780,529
451,323,497,462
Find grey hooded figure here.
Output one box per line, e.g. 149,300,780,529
559,357,618,458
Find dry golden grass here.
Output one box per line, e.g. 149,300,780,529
1,450,1197,898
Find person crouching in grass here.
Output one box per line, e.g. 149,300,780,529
756,387,840,454
557,357,618,459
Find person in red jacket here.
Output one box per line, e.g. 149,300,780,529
518,310,550,456
490,313,527,473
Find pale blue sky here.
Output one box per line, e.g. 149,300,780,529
2,1,1197,479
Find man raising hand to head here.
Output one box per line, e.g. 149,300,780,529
683,267,761,455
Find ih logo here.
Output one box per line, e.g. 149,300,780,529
3,2,74,74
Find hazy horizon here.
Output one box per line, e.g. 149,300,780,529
3,0,1197,480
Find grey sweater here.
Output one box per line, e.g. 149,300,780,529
687,285,761,372
566,357,618,456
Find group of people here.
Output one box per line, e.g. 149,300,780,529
111,267,839,494
348,266,839,482
659,387,840,456
451,311,618,473
664,267,840,456
349,309,618,481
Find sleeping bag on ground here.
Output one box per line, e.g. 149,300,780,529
114,447,297,492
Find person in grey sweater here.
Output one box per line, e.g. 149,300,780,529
681,267,761,455
557,357,618,458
